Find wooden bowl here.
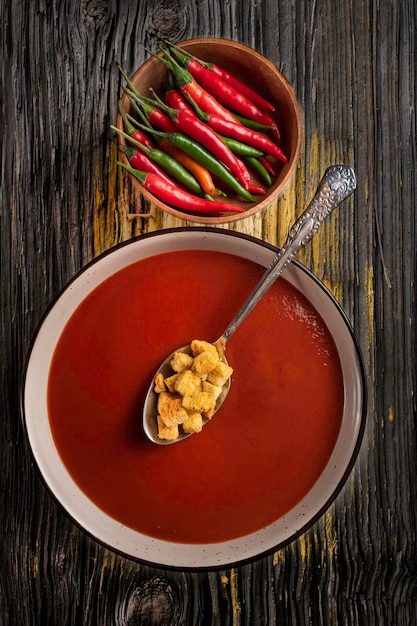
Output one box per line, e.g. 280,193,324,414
116,38,302,224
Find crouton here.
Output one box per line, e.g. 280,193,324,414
174,369,201,396
182,410,203,434
203,405,216,420
191,339,219,357
182,390,216,413
157,391,188,427
154,373,166,393
170,351,193,373
154,339,233,440
157,415,179,440
207,361,233,387
202,380,223,400
164,373,180,393
192,350,219,376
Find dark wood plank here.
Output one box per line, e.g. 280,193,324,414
1,0,417,624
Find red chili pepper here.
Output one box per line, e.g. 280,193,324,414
164,87,193,113
122,121,255,201
116,162,245,216
130,128,154,150
164,41,276,113
112,125,206,197
154,49,240,125
208,65,275,113
119,145,178,186
118,65,178,134
118,99,155,149
165,46,281,141
247,183,266,195
259,156,276,177
184,93,287,163
125,88,178,133
187,61,281,141
146,91,252,191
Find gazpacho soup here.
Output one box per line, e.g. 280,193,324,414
47,249,344,544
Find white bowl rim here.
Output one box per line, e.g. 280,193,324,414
21,227,367,571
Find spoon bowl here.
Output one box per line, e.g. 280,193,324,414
142,338,231,444
143,165,357,444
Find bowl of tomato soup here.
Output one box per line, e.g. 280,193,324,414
22,228,366,569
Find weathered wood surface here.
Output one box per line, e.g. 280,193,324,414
1,0,416,624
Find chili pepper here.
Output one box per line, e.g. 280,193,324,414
118,100,155,149
116,162,245,216
146,90,253,191
185,92,287,163
159,138,222,196
127,97,221,196
125,87,178,133
152,47,241,126
159,132,254,201
128,122,255,201
244,156,273,186
164,89,263,157
208,67,275,113
247,183,266,195
232,113,275,132
112,125,207,197
165,45,281,141
216,134,264,157
164,41,276,113
164,86,193,113
164,77,273,158
259,156,276,177
118,65,178,133
118,144,178,186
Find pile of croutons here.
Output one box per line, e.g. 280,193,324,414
154,339,233,440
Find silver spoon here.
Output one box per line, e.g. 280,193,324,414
143,165,356,444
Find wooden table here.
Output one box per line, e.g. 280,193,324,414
2,1,416,623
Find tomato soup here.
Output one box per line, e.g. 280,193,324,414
47,250,344,544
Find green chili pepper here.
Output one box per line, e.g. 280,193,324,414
232,113,275,132
111,125,209,198
124,121,255,202
217,134,264,157
244,156,273,186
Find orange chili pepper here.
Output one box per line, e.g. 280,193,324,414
159,138,222,197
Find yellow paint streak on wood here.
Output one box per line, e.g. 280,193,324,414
298,128,355,304
229,568,241,625
296,532,312,567
388,406,394,423
98,550,117,595
276,176,300,247
323,507,338,557
272,548,284,566
322,276,343,304
92,143,143,258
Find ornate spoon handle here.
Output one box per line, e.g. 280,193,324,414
222,165,356,341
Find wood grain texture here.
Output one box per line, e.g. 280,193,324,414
1,0,416,624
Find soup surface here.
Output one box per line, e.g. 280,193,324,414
48,250,343,543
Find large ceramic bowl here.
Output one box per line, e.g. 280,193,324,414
116,38,302,224
22,228,366,570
